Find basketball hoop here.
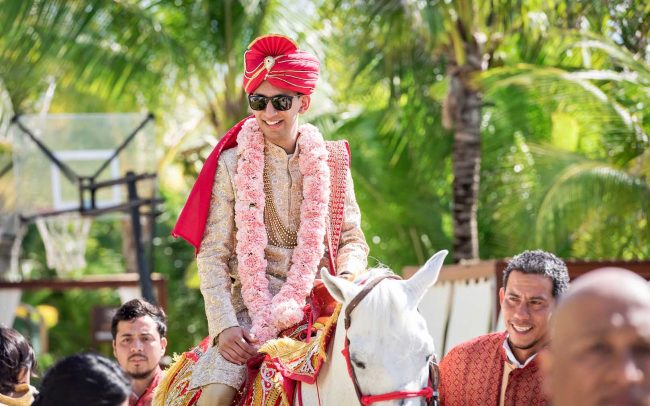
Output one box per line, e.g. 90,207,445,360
35,213,92,276
11,113,159,301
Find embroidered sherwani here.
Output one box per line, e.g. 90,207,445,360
190,138,369,390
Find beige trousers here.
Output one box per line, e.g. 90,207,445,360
197,383,237,406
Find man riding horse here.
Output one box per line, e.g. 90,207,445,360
171,33,369,406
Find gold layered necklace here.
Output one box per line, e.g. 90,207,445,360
263,159,298,248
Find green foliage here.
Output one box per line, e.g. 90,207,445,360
18,214,206,359
151,217,207,354
478,48,650,258
324,0,650,262
19,221,127,368
3,0,650,368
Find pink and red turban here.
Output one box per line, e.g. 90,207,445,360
243,34,320,95
173,35,320,252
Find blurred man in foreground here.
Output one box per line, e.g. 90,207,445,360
541,268,650,406
33,353,130,406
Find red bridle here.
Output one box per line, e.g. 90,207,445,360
341,275,440,406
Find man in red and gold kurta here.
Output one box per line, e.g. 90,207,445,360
172,34,368,406
438,250,569,406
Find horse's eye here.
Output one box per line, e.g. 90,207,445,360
351,355,366,369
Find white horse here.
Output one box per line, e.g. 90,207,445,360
298,250,447,406
155,250,446,406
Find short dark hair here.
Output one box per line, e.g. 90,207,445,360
0,326,36,395
503,250,569,298
111,298,167,340
33,353,130,406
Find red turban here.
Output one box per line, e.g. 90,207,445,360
243,34,320,95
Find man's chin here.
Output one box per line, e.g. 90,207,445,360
128,367,155,380
511,341,535,351
508,335,540,351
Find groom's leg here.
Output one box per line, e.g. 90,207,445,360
197,383,237,406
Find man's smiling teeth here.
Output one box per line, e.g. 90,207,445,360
265,120,281,125
513,325,532,333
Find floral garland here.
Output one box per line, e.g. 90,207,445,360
234,118,330,343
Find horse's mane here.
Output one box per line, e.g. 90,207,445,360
348,266,430,356
353,266,398,285
351,267,405,318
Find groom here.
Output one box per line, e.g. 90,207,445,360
172,34,369,405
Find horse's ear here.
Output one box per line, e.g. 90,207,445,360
404,250,448,306
320,268,359,304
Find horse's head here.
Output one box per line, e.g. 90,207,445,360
321,250,448,405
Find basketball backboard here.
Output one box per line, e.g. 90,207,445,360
11,113,156,218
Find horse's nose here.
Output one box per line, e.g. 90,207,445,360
398,399,426,406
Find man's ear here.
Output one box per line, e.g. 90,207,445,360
160,337,168,354
298,95,311,114
499,287,505,306
112,340,117,358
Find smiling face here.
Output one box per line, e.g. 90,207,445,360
500,271,555,363
112,316,166,380
249,80,310,153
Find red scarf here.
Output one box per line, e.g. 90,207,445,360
171,116,251,252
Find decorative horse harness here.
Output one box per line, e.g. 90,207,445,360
341,275,440,406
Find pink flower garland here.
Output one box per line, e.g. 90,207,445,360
234,118,329,342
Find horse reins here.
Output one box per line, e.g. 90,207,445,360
342,274,440,406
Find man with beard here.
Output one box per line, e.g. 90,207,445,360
111,298,167,406
439,250,569,406
541,268,650,406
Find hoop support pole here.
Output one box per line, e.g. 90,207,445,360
126,171,156,304
11,115,79,183
91,113,154,180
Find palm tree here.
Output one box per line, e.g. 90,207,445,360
321,0,547,262
320,0,649,262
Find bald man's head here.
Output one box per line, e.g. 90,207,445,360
541,268,650,406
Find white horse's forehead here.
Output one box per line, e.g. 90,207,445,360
347,281,434,352
348,313,434,392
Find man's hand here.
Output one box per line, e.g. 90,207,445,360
217,326,259,365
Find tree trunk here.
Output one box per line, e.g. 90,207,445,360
446,49,483,262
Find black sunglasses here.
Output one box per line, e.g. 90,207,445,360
248,94,301,111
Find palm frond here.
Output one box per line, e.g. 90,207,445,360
481,64,649,163
534,156,650,256
571,37,650,83
0,79,14,141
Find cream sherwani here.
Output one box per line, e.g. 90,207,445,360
190,138,369,390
